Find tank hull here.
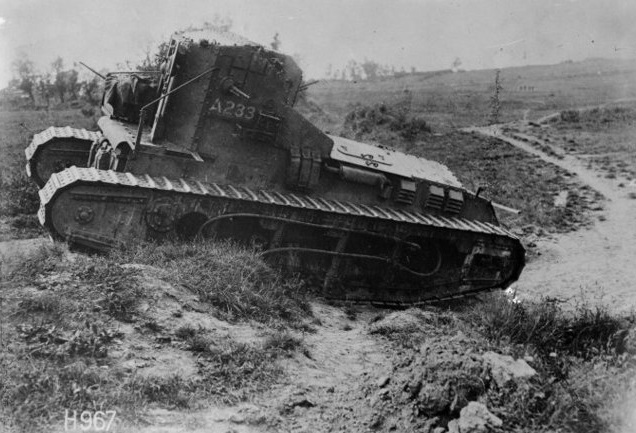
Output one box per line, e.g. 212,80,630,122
39,167,524,305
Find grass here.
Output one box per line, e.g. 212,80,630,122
117,240,312,325
466,293,634,433
464,293,625,363
540,105,636,179
0,240,310,431
0,161,43,240
310,58,636,129
369,293,635,433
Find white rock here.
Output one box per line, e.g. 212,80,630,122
458,402,502,433
554,190,569,207
624,327,636,355
482,351,536,387
447,419,460,433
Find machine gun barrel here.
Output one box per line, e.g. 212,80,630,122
79,62,106,80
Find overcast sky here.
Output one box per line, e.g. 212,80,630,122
1,0,636,87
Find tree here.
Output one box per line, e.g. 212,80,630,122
360,59,380,80
52,57,67,103
81,75,102,105
452,57,462,72
346,60,361,81
11,52,36,103
65,69,79,100
37,73,52,108
138,41,169,71
271,33,281,51
488,69,503,125
325,64,333,79
207,14,233,32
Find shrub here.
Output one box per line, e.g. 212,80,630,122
343,102,431,142
560,109,580,123
0,162,40,217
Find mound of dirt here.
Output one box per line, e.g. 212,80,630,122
367,311,496,432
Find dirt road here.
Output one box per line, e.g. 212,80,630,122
468,125,636,312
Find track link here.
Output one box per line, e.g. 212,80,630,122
26,126,100,187
39,166,525,305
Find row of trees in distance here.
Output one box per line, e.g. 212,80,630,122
10,53,102,108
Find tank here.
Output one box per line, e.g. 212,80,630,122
25,30,524,305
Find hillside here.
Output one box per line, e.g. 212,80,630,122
307,58,636,131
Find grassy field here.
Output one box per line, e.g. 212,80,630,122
307,58,636,131
525,105,636,180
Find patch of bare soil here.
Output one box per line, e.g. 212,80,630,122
469,124,636,313
132,303,394,433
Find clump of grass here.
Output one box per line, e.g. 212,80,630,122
117,240,312,325
197,338,284,404
6,244,142,326
344,305,358,320
0,162,40,217
464,292,624,363
68,255,143,323
4,242,67,281
461,292,634,431
262,330,305,355
187,334,214,353
129,374,195,409
18,292,62,315
343,102,431,142
0,353,197,431
560,109,580,123
174,324,198,340
369,308,456,349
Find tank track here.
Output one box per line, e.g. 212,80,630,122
26,126,100,187
39,166,524,306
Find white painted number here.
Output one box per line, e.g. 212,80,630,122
64,410,117,431
222,100,235,115
209,98,256,120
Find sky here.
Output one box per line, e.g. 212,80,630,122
1,0,636,87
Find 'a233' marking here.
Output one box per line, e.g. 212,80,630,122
209,98,256,120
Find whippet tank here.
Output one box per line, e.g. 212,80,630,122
26,30,524,305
